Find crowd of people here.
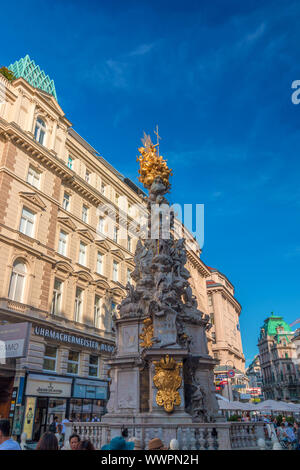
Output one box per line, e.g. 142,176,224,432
1,415,300,451
0,419,180,451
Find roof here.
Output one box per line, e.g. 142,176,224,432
259,313,293,341
8,55,57,101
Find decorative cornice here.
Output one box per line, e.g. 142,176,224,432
19,191,46,211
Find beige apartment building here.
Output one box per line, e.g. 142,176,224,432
0,56,247,439
0,57,216,440
205,266,247,398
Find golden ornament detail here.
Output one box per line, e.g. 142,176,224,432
137,131,172,190
139,317,154,349
153,355,183,413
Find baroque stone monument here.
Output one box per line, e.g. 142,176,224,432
102,131,219,434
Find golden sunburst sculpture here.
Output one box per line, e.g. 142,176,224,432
137,127,172,190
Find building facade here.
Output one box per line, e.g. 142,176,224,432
205,267,247,399
258,314,300,401
245,355,264,401
0,55,248,440
0,56,217,439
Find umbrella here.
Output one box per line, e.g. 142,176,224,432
217,400,242,410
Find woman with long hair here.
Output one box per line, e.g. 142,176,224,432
36,432,59,450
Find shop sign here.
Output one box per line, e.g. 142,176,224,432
73,378,108,400
0,322,31,359
33,325,114,353
23,397,36,440
26,374,72,397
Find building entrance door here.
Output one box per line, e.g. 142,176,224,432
32,397,48,441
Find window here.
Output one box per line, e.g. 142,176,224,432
19,207,35,237
51,278,62,315
8,260,26,302
43,346,57,372
127,236,132,252
209,313,214,325
115,193,119,204
88,355,99,377
82,205,88,223
74,287,83,322
127,268,131,284
85,170,90,183
62,192,70,211
113,226,118,243
78,242,86,266
101,182,106,195
67,156,73,169
98,216,104,234
94,295,101,328
96,252,103,275
27,166,40,188
58,230,67,256
208,295,213,308
112,261,118,282
34,118,46,145
67,350,80,375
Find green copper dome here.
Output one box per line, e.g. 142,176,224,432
259,313,293,341
8,55,57,101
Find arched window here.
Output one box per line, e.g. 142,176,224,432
8,259,27,302
34,117,46,145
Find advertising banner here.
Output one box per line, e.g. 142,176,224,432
0,322,31,359
23,396,36,440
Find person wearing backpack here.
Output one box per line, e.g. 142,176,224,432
49,416,58,433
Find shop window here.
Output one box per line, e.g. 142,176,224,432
112,260,118,282
74,287,83,322
94,295,101,328
43,346,57,372
62,192,70,211
96,252,103,275
67,350,80,375
34,117,46,145
78,242,86,266
27,165,40,189
82,205,88,223
58,230,67,256
19,207,35,237
51,278,62,315
8,259,26,302
88,355,99,377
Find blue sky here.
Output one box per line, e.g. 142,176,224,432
2,0,300,365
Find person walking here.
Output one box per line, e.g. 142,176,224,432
68,433,81,450
36,432,59,450
169,438,179,450
77,440,95,450
0,420,21,450
55,424,64,449
148,438,167,450
49,416,58,433
101,436,135,450
285,422,297,450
